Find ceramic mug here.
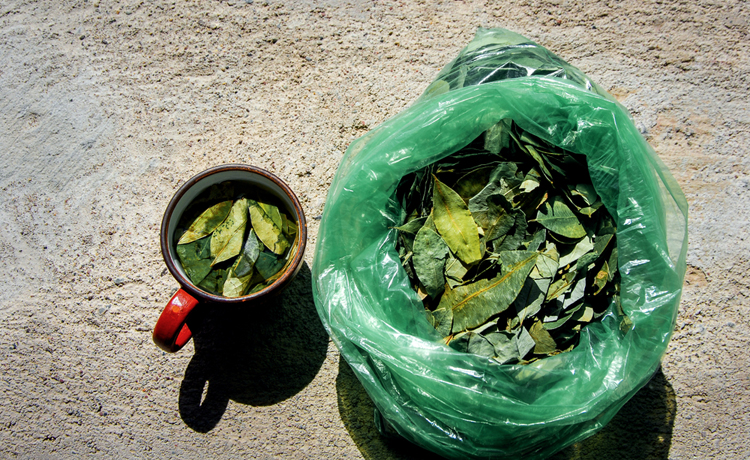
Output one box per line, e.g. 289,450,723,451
153,164,307,352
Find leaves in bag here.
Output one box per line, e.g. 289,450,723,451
394,120,627,364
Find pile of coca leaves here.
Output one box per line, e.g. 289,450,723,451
394,119,631,365
174,181,298,298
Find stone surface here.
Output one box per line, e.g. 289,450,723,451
0,0,748,458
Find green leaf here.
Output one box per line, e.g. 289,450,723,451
483,119,511,154
488,330,520,364
438,251,538,332
176,237,213,285
592,261,609,295
516,327,536,358
568,183,599,206
393,217,427,235
535,196,587,239
445,253,469,288
532,243,558,279
452,165,495,203
178,200,233,245
468,163,520,228
432,175,482,265
210,198,249,265
513,277,551,324
248,199,290,255
412,226,449,298
223,258,254,298
543,303,584,331
198,268,228,295
558,235,595,269
431,306,453,337
259,201,284,229
484,193,515,242
281,213,298,238
529,320,557,354
255,250,285,280
234,229,261,277
466,332,496,357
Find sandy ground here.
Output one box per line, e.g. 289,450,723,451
1,0,748,458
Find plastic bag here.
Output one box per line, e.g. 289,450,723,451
312,28,687,459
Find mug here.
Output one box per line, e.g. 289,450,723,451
153,164,307,352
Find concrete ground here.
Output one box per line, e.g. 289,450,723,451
1,0,748,458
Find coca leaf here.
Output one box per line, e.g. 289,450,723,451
412,226,449,298
432,175,482,265
468,163,520,229
249,199,290,255
176,237,213,285
484,193,515,242
260,201,284,229
592,261,609,295
483,119,511,154
393,217,427,235
234,229,261,277
255,251,285,280
535,197,587,239
223,259,254,298
558,235,594,269
438,251,538,333
453,166,495,203
513,277,551,324
445,253,469,288
210,198,249,265
529,320,557,354
178,200,233,245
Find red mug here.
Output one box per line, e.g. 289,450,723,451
153,164,307,352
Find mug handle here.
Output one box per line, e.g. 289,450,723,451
153,289,199,352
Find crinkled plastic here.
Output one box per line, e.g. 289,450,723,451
312,28,687,459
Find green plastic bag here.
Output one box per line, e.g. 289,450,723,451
312,28,687,459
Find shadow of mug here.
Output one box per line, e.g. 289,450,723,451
336,360,676,460
178,262,329,433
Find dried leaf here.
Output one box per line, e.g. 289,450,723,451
223,258,254,298
432,175,482,265
260,201,284,229
234,229,261,277
178,200,233,245
513,277,551,324
439,251,538,332
529,320,557,354
453,166,494,203
412,226,450,298
468,163,520,228
445,253,469,288
483,119,511,154
210,198,249,265
535,197,587,239
249,199,290,255
558,235,595,269
255,250,285,280
176,237,213,285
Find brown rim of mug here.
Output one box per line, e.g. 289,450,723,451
160,164,308,304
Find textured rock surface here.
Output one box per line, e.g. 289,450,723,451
1,0,748,458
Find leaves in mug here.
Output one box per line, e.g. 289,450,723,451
173,182,299,297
